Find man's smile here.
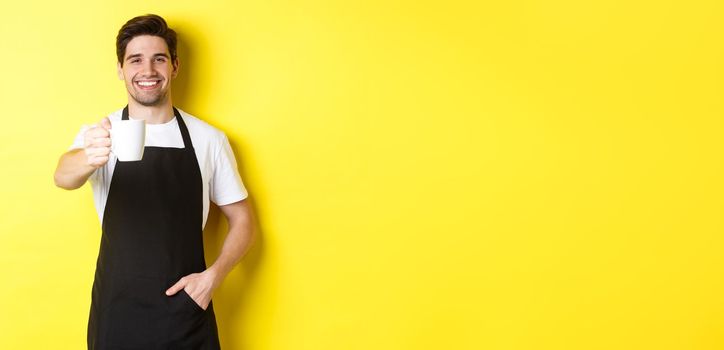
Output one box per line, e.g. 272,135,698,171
135,79,162,90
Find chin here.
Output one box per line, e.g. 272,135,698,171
130,92,167,107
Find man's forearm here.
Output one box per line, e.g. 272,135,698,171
208,202,254,283
54,149,97,190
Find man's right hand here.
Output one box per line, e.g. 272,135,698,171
84,117,112,168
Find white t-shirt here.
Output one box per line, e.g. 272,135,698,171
70,107,248,229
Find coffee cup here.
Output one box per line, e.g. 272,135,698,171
110,119,145,161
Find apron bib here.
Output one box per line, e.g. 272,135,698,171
87,106,221,349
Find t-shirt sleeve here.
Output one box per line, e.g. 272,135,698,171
69,124,92,150
68,124,100,182
210,133,249,206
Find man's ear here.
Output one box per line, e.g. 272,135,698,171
172,58,180,79
117,62,124,80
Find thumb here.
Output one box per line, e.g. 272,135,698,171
165,279,187,296
100,117,111,130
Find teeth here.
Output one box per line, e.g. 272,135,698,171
137,81,158,87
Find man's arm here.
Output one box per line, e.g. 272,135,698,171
209,199,255,280
54,149,98,190
165,199,255,308
54,118,112,190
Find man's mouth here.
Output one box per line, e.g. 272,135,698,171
135,80,161,90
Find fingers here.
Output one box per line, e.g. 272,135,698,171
87,156,109,167
85,146,111,158
100,117,111,130
84,146,111,168
89,137,111,148
165,277,187,296
82,118,113,168
85,124,110,139
83,128,110,149
166,274,211,310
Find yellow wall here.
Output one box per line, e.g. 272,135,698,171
1,0,723,349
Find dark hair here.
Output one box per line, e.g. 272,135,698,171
116,14,177,66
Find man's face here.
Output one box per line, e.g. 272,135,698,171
117,35,178,107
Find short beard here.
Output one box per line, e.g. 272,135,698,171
129,89,168,107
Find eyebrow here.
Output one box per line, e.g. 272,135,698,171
125,53,170,61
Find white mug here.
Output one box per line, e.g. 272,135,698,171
111,119,146,161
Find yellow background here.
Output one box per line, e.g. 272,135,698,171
1,0,723,349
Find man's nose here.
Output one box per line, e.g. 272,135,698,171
141,60,154,75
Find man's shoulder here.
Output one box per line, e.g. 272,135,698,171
176,108,227,142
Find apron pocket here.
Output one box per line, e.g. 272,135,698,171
180,289,205,313
166,289,208,346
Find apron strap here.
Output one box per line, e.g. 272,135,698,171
173,107,194,151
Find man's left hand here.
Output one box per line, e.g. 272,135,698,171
165,270,220,310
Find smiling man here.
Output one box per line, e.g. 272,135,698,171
53,14,253,349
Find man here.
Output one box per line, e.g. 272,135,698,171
54,14,253,349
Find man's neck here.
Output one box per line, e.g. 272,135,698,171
127,99,175,124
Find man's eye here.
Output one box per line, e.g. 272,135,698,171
131,59,141,63
155,57,166,62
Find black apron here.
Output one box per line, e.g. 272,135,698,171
87,106,221,350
